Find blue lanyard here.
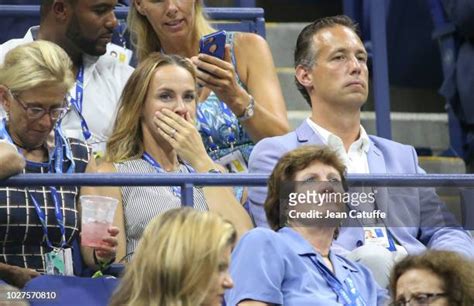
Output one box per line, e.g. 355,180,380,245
69,65,92,140
197,100,237,157
29,186,66,249
117,21,128,49
142,152,194,200
51,122,76,175
309,255,366,306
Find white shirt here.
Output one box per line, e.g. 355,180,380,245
306,118,370,174
0,26,134,154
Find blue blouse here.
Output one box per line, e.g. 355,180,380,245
225,227,388,306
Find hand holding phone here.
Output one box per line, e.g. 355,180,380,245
199,30,226,60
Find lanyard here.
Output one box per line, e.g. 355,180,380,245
142,152,194,200
197,99,237,157
29,186,66,249
309,255,366,306
51,121,76,175
69,65,92,140
117,21,128,49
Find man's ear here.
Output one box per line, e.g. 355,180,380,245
134,0,146,16
52,0,69,22
0,85,11,112
295,65,313,90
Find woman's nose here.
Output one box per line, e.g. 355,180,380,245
165,0,179,16
223,273,234,289
315,181,335,194
37,112,54,129
173,99,188,117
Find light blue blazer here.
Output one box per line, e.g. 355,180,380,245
248,120,474,259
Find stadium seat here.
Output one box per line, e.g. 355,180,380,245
22,275,119,306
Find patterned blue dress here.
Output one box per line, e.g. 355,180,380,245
196,32,254,166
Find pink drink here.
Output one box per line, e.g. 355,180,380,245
81,221,110,248
80,195,118,248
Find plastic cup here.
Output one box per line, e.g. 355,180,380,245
80,195,118,248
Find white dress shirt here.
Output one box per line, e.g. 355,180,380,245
306,118,370,174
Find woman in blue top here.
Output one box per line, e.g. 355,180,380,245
226,145,388,306
127,0,289,172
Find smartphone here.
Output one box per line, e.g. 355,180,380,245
199,30,227,60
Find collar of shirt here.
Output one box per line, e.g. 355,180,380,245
28,26,39,40
278,227,358,276
306,118,370,173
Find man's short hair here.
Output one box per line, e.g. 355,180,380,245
294,15,360,106
40,0,77,22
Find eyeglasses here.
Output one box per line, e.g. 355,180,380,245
391,293,448,306
11,93,69,121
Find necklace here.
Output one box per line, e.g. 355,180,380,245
13,141,45,151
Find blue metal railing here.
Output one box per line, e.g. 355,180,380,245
3,173,474,206
0,5,267,42
0,5,264,20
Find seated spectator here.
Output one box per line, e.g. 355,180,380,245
82,53,252,262
0,41,117,288
127,0,289,173
248,15,474,288
0,0,134,156
390,250,474,306
109,207,236,306
226,146,388,305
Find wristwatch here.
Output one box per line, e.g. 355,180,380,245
208,168,223,174
236,95,255,122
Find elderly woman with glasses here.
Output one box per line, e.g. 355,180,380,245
389,250,474,306
0,41,118,288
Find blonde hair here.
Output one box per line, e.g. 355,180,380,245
106,52,196,162
109,208,237,306
0,40,74,94
128,0,215,62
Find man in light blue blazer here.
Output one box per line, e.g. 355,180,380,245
248,15,474,287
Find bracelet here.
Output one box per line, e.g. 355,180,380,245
236,95,255,122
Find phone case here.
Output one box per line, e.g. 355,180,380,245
199,30,227,60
